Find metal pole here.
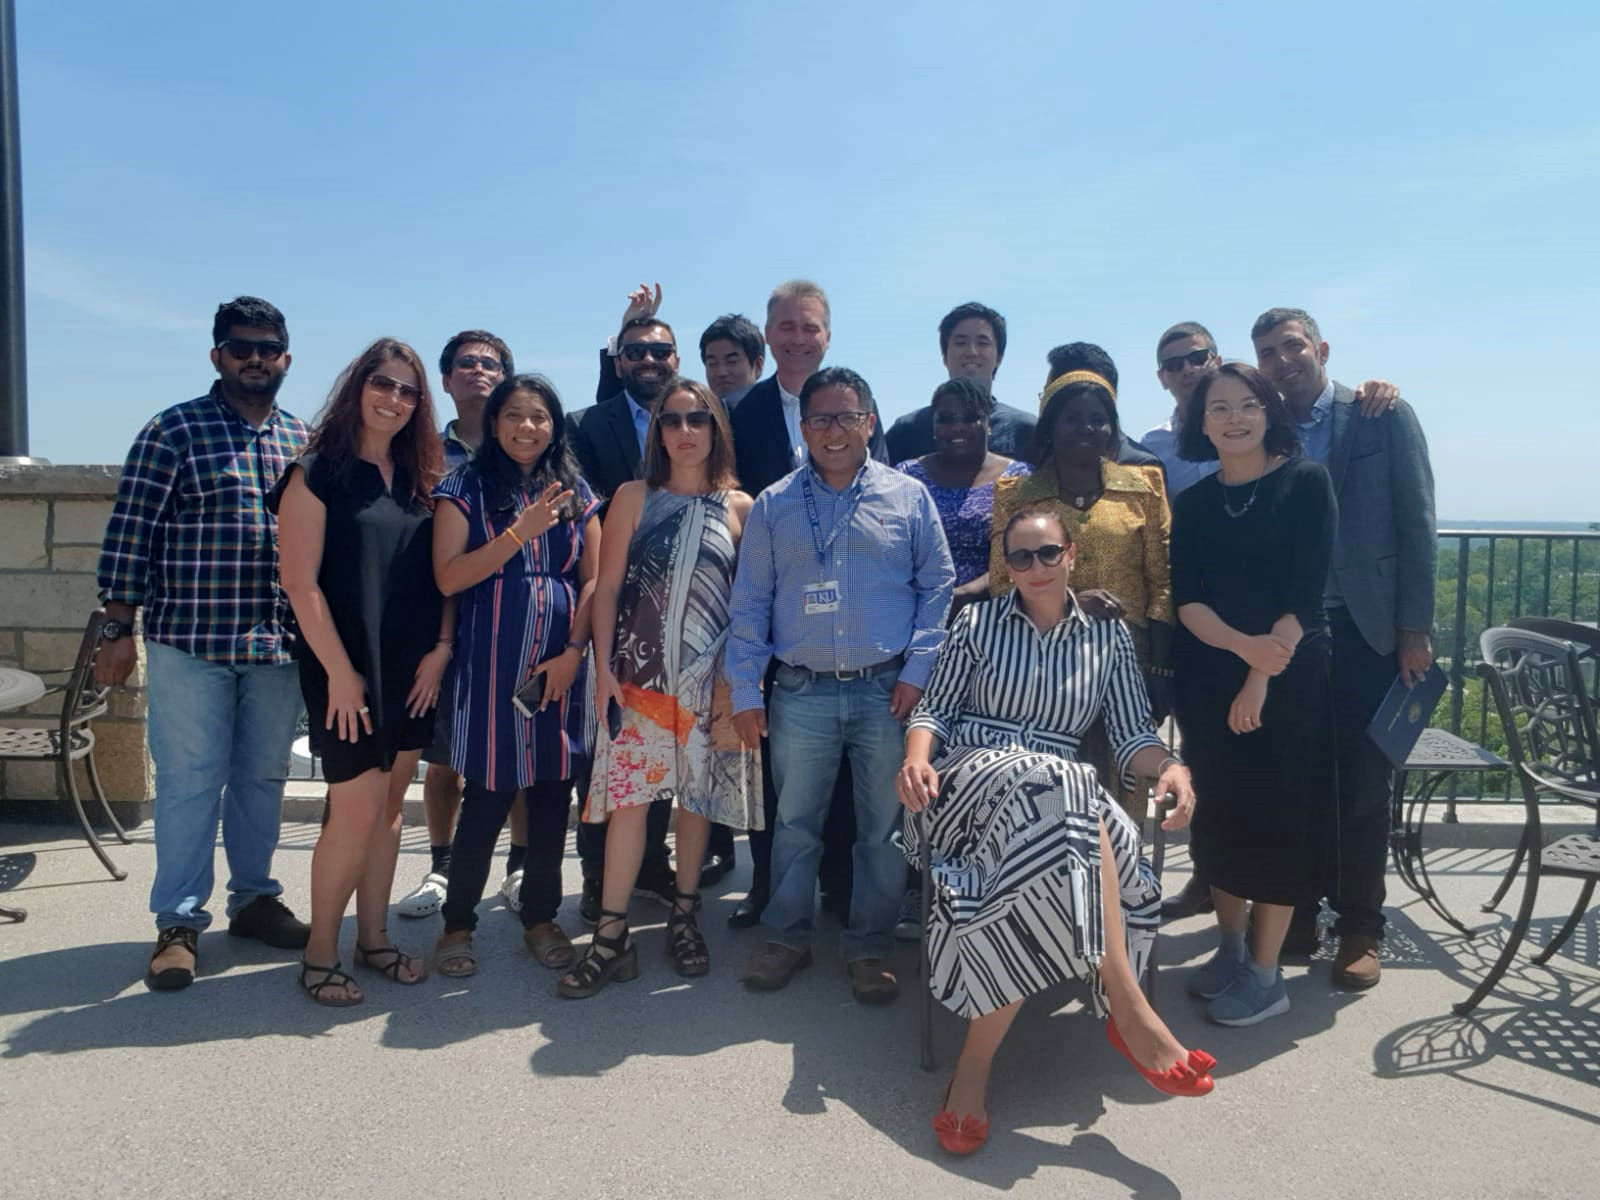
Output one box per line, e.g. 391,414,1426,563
0,0,34,461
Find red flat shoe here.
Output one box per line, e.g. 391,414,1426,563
1106,1017,1216,1097
933,1081,990,1155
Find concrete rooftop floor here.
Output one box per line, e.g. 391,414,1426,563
1,816,1596,1200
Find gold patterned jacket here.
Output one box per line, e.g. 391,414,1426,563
988,459,1174,635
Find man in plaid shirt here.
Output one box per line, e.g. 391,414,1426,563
96,296,311,991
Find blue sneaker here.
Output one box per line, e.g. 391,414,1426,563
1206,967,1291,1026
1186,949,1247,1000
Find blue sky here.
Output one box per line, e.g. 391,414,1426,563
15,1,1599,521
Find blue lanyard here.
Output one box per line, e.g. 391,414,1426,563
801,469,860,569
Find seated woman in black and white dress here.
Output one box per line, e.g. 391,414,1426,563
898,505,1213,1157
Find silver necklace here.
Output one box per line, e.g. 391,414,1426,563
1221,474,1263,519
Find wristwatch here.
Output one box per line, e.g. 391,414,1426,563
101,618,129,642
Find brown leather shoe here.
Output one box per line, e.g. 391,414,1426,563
147,926,199,991
524,922,576,970
1331,934,1381,989
847,957,900,1005
741,942,813,991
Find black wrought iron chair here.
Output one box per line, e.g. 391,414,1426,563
1461,626,1600,1013
0,610,130,886
1508,616,1600,704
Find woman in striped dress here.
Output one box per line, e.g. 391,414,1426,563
430,375,601,976
899,505,1212,1156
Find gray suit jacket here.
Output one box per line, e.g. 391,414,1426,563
1324,382,1436,656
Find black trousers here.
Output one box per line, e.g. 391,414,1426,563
1326,606,1398,939
573,761,673,882
707,821,736,862
443,778,572,931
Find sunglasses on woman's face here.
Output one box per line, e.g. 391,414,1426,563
659,410,712,431
1004,543,1067,572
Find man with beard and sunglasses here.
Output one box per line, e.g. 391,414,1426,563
570,315,683,919
96,296,311,991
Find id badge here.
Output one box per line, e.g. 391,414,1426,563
802,579,841,615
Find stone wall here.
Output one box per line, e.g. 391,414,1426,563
0,464,152,821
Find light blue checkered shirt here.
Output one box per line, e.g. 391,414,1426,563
727,459,955,712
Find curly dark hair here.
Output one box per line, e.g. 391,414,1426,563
470,374,584,520
306,338,443,508
1178,362,1302,462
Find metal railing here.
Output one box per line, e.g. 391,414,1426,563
281,526,1600,795
1433,527,1600,812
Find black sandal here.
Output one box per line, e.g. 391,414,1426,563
667,890,710,978
299,960,361,1007
556,909,638,998
355,939,427,985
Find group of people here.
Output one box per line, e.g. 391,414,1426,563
95,282,1435,1156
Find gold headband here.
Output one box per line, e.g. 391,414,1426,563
1039,370,1116,414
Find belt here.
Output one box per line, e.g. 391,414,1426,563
778,653,904,683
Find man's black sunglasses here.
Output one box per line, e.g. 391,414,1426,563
1159,348,1213,374
620,343,675,362
217,338,287,362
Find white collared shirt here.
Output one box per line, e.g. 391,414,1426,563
777,381,807,468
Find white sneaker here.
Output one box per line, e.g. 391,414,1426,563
396,871,448,919
500,869,524,915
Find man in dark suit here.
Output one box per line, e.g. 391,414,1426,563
885,301,1038,464
1253,306,1436,990
727,279,887,928
568,316,682,918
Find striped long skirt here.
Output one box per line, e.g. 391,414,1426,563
904,746,1159,1020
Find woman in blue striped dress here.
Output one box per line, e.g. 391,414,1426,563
899,505,1211,1156
430,375,601,977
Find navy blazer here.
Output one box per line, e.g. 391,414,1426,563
730,376,890,498
1324,381,1437,656
569,393,641,503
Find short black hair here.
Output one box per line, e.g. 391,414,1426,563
1250,307,1321,345
929,375,988,420
799,366,873,416
1177,362,1303,462
439,330,514,377
619,316,677,345
938,302,1007,363
698,314,764,366
1045,341,1118,390
1156,321,1216,358
212,296,286,346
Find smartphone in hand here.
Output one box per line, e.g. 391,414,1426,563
511,669,547,719
607,698,623,740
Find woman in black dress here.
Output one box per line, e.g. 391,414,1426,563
276,339,450,1005
1170,362,1337,1027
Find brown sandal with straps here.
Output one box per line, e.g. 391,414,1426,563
299,960,362,1007
355,940,427,984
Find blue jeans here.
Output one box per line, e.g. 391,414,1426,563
762,662,906,961
145,640,303,931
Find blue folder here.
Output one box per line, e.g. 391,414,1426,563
1366,663,1448,767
